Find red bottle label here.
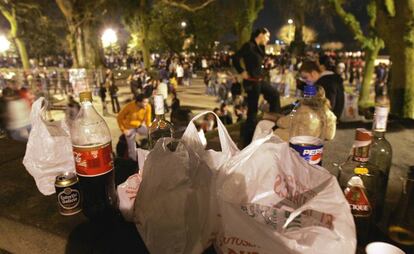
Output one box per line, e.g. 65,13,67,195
73,142,113,177
344,186,372,217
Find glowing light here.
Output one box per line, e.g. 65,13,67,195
0,35,10,53
181,21,187,28
101,29,117,48
288,19,293,25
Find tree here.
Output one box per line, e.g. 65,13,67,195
232,0,264,48
55,0,106,68
0,0,34,69
121,0,217,69
330,0,384,109
375,0,414,119
276,0,330,56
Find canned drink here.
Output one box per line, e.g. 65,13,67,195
55,172,82,216
289,136,324,166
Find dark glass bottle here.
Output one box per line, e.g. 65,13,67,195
148,94,174,149
338,128,379,245
388,166,414,246
70,91,118,220
369,92,392,223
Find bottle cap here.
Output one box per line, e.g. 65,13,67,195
303,85,317,97
355,128,372,142
79,91,93,102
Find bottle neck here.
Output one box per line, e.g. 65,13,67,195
155,113,165,120
373,130,385,139
352,145,370,163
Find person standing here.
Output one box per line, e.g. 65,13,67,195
117,94,152,161
232,27,281,147
109,81,120,114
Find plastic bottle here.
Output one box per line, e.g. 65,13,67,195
289,85,326,165
70,91,118,220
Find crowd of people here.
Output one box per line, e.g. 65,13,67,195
0,32,392,153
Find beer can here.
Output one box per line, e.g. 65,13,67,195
55,172,82,216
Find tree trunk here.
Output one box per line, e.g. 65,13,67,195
290,8,305,56
67,32,78,67
141,23,151,69
359,44,381,108
84,22,104,69
237,25,252,48
389,45,414,118
13,37,30,70
76,26,86,68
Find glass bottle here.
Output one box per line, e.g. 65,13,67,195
369,92,392,223
70,91,118,220
289,85,326,165
148,94,174,149
338,128,379,245
388,166,414,246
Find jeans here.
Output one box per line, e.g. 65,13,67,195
242,79,280,147
125,126,148,161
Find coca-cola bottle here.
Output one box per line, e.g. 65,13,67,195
70,91,118,220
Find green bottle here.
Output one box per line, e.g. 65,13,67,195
369,92,392,223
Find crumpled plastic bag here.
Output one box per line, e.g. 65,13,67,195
215,132,356,254
23,97,75,195
133,111,238,254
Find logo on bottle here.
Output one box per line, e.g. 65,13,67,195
289,136,323,166
73,142,113,176
58,187,80,210
344,176,372,217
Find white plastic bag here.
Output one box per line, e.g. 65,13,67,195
134,111,238,254
23,97,75,196
215,133,356,254
117,148,149,221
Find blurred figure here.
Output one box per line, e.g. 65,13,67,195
65,95,80,128
2,87,31,142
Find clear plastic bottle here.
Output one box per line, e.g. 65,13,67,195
148,94,174,149
369,92,392,223
289,85,326,165
70,91,118,220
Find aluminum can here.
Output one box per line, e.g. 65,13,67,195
55,172,82,216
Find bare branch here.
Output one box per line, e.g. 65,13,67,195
162,0,215,12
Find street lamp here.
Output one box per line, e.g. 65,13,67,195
181,21,187,28
0,35,10,53
101,28,117,48
288,19,293,25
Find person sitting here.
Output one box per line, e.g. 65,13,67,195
117,94,152,161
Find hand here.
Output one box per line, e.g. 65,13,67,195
241,71,249,80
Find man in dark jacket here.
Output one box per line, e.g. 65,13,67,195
299,60,344,119
233,27,281,147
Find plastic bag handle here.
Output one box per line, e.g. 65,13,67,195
30,97,47,125
182,111,238,156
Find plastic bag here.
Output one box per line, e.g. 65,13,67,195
117,148,149,221
23,97,75,196
134,111,238,254
215,133,356,254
